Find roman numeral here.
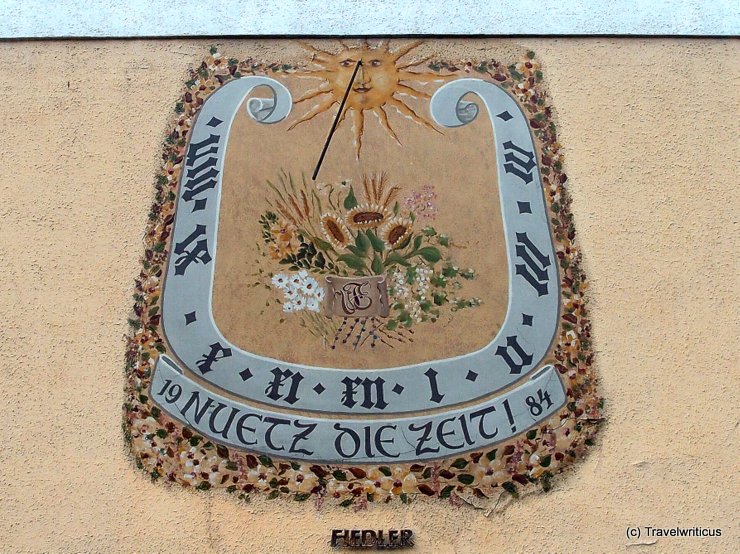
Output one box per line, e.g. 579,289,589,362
173,224,211,275
196,342,232,374
264,367,304,405
341,376,388,410
495,335,533,375
514,232,551,296
502,140,536,184
182,136,221,211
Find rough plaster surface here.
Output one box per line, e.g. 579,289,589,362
1,0,739,38
0,39,738,553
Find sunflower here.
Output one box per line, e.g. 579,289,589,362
380,217,413,249
320,213,351,249
346,203,390,230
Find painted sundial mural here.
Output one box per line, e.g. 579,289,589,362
124,40,601,505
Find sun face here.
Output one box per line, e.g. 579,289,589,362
289,40,452,157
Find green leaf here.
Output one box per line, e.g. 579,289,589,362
346,245,364,257
440,485,455,499
386,320,398,331
355,231,370,253
155,429,168,439
371,254,383,275
267,490,280,500
366,230,385,252
422,226,437,236
413,235,423,251
339,498,354,507
313,237,332,251
225,461,238,471
526,429,537,440
378,466,392,477
457,474,475,485
393,201,400,215
394,234,412,251
337,254,366,271
196,481,211,491
415,247,441,263
294,492,311,501
502,481,519,498
258,455,274,468
400,493,411,504
485,449,497,461
343,186,358,210
332,470,347,481
384,252,411,268
540,455,552,468
451,458,468,470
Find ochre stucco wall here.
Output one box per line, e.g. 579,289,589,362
0,39,737,553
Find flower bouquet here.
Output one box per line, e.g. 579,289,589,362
258,171,481,349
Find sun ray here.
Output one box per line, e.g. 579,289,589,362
298,42,336,62
336,104,349,126
288,97,337,130
373,106,401,145
388,95,440,133
294,83,332,103
395,83,431,100
350,108,364,159
390,40,424,61
398,70,457,82
397,55,433,70
293,69,333,79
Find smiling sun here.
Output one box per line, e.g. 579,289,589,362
289,40,452,157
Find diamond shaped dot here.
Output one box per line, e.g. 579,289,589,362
496,110,513,121
313,383,325,395
392,383,404,395
239,368,252,381
184,311,197,325
466,370,478,382
207,116,223,127
522,313,534,326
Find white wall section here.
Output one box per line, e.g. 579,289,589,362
1,0,737,38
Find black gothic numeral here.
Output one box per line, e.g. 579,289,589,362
514,232,551,296
502,140,536,184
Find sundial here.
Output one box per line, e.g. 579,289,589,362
125,40,600,502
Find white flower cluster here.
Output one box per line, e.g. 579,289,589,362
271,270,325,313
389,265,433,323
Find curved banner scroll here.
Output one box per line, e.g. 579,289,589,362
152,355,565,463
161,76,559,414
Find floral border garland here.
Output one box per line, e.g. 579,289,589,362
124,46,602,506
